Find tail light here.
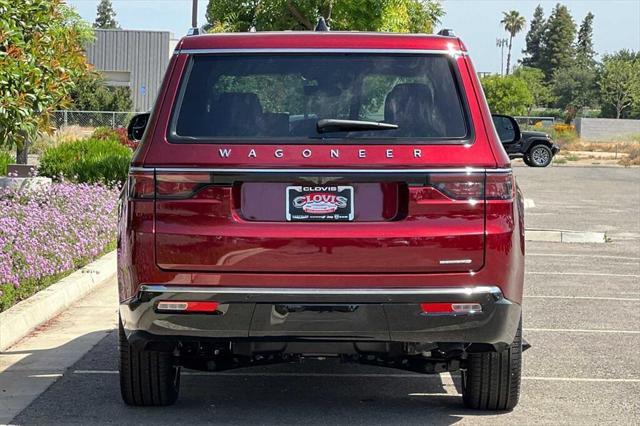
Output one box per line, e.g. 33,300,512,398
485,172,514,200
128,170,154,199
428,171,513,201
155,172,212,199
428,173,484,200
127,170,214,200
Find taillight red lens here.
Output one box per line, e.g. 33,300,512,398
128,171,154,199
428,173,484,200
155,173,212,199
428,172,513,201
485,172,514,200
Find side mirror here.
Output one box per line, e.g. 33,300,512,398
491,114,521,144
127,112,150,142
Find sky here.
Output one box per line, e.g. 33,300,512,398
67,0,640,73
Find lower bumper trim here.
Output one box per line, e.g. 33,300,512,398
121,285,520,347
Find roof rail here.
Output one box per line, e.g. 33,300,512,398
437,29,456,37
315,17,329,31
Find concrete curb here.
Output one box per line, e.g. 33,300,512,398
0,251,116,352
525,229,607,244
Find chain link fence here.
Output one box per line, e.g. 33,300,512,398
513,116,556,129
53,110,136,130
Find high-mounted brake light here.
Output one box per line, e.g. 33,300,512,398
420,302,482,315
156,300,219,313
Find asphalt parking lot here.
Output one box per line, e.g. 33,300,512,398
7,166,640,425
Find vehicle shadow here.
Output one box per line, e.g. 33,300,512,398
6,330,510,425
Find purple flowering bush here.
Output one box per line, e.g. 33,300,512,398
0,182,119,311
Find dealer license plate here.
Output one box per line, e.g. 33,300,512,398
286,185,354,222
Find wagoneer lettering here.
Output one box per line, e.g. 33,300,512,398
119,31,525,411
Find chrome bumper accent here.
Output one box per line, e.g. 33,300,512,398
138,285,503,297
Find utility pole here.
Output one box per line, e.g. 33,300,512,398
191,0,198,28
496,38,508,76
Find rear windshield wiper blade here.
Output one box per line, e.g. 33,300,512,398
316,119,398,134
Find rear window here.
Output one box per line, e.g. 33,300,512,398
170,53,469,142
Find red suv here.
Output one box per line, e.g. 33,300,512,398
118,30,525,411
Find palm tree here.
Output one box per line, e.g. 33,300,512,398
501,10,526,75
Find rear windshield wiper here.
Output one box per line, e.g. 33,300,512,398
316,119,398,134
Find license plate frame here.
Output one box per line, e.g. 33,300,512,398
286,185,354,222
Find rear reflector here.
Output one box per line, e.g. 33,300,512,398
420,302,482,315
156,301,219,313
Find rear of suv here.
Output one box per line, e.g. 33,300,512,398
118,31,525,411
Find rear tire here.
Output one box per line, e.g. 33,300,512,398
119,321,180,406
461,320,522,411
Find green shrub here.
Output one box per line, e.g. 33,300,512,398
0,151,12,176
91,126,119,141
39,138,132,185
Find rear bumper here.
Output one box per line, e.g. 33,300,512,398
120,285,521,348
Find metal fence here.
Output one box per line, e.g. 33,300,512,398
53,110,136,130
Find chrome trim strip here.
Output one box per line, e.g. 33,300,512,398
439,259,473,265
177,48,466,56
139,285,502,296
130,167,512,174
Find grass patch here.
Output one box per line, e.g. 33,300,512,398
619,145,640,166
0,151,11,176
563,153,581,161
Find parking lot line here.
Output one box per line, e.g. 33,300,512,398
71,370,640,383
526,271,640,278
524,327,640,334
527,253,640,261
525,295,640,301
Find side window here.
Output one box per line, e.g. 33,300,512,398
493,116,516,143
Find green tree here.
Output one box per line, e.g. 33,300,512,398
513,66,554,113
522,5,545,69
552,64,597,122
0,0,94,163
94,0,119,29
480,75,534,116
540,3,576,80
599,50,640,119
206,0,444,33
575,12,595,67
69,71,133,112
500,10,526,75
